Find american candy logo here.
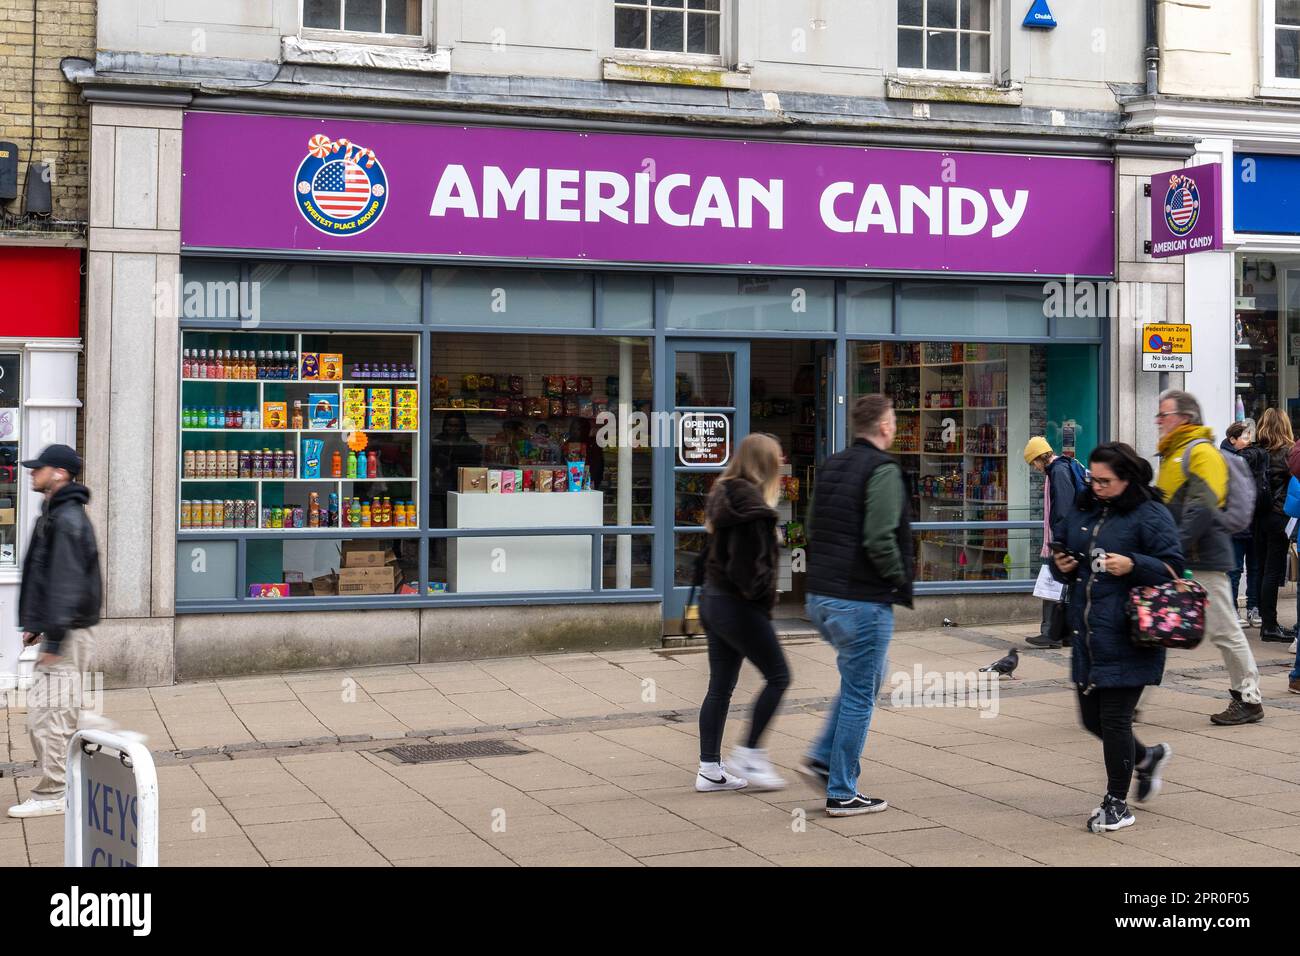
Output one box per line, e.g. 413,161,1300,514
294,134,389,236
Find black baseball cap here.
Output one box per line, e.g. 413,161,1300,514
21,443,82,477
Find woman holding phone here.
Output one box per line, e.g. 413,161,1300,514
1051,442,1184,834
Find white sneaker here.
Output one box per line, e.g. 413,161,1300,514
727,746,788,791
1290,638,1297,654
1247,609,1262,628
695,761,747,792
7,797,64,819
1236,614,1248,626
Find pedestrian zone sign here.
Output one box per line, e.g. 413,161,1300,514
1142,324,1192,372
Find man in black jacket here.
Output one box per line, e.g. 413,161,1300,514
9,444,103,819
1024,437,1080,649
801,394,913,817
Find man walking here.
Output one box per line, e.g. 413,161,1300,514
8,444,102,818
1024,437,1083,649
1155,390,1263,725
802,394,913,816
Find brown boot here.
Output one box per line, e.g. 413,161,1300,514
1289,678,1300,695
1210,698,1264,725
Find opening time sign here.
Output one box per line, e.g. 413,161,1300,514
679,413,730,467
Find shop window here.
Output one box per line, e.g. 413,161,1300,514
247,536,421,598
304,0,423,37
430,269,595,328
850,341,1098,584
614,0,722,56
255,262,421,324
898,281,1047,337
665,275,834,332
0,353,19,566
603,273,654,329
898,0,992,75
1233,255,1300,429
426,334,654,595
176,540,239,601
846,280,893,333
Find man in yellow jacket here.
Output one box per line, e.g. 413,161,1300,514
1156,389,1263,725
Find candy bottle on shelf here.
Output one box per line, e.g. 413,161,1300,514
256,350,266,379
347,451,357,479
357,451,368,479
350,363,362,379
332,451,342,478
328,492,339,527
360,503,371,527
292,401,304,430
367,450,379,477
289,351,298,379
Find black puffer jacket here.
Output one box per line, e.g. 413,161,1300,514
1051,483,1184,690
703,477,779,611
1264,445,1292,516
18,483,102,654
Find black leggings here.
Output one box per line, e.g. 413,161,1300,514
1256,513,1291,629
1076,686,1149,801
698,590,791,763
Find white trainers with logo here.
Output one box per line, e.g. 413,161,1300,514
7,797,65,819
727,746,788,791
695,761,748,792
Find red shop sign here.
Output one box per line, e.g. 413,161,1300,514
0,247,81,338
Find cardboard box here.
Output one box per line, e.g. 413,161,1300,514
308,393,340,429
300,352,321,380
0,508,14,525
337,565,399,595
343,548,397,569
395,388,417,408
312,573,338,596
368,406,392,430
458,467,488,492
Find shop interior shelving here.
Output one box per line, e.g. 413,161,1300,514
178,331,420,534
855,341,1029,582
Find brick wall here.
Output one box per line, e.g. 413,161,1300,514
0,0,94,221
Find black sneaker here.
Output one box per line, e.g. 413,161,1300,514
1260,626,1291,643
797,759,830,789
1133,743,1172,805
1087,794,1135,833
1026,634,1064,648
826,794,888,817
1210,699,1264,725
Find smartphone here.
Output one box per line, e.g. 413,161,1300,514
1049,541,1086,563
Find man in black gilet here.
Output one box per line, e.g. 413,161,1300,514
802,394,913,816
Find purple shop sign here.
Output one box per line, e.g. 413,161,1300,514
1148,163,1222,259
181,111,1116,276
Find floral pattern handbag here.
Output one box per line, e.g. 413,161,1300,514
1127,570,1207,650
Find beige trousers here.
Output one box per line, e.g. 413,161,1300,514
1199,571,1262,705
28,627,95,799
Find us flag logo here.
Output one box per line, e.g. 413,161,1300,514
1163,174,1200,237
294,134,389,236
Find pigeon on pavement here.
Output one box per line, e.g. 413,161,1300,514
979,647,1019,678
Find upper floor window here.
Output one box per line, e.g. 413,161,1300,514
614,0,721,56
1276,0,1300,78
898,0,991,75
304,0,422,38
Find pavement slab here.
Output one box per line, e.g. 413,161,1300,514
6,619,1300,867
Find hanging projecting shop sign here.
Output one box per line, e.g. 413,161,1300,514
1148,163,1222,259
181,112,1116,277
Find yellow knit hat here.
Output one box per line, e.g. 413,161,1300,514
1023,436,1053,464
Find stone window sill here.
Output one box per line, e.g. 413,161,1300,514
602,57,751,90
886,75,1024,106
281,35,450,73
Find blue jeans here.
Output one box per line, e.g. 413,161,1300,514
1230,536,1259,611
805,594,894,801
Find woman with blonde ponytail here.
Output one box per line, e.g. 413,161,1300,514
693,433,791,793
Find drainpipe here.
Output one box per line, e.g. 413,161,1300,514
1145,0,1160,96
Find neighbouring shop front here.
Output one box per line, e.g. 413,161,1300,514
0,246,82,689
1230,154,1300,433
174,110,1113,650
